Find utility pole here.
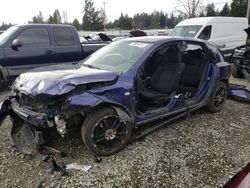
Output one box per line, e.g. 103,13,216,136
247,0,250,25
103,1,107,31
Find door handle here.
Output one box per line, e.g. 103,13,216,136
46,50,55,55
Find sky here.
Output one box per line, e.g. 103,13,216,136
0,0,231,24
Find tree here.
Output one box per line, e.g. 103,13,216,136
159,12,167,28
82,0,104,31
199,11,205,17
47,15,54,24
219,3,230,16
116,13,133,30
72,18,81,30
230,0,248,17
175,0,204,18
32,11,44,23
151,11,160,29
53,9,62,24
206,3,216,16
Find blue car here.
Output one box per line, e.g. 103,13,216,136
0,37,231,156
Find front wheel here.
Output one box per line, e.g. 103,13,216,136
206,81,228,113
81,108,132,156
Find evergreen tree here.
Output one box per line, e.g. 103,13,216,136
53,9,62,24
206,3,216,16
230,0,248,17
219,3,230,16
199,11,205,17
159,12,167,29
72,18,81,30
47,15,54,24
82,0,104,31
32,11,44,23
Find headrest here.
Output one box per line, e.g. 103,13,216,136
162,47,182,63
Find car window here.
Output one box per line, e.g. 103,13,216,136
82,41,153,73
180,42,208,62
53,27,74,46
198,26,212,40
170,25,202,38
16,28,50,47
0,26,19,46
207,43,224,62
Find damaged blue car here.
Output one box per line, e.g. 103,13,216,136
0,37,231,156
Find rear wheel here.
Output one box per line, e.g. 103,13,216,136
232,63,244,78
81,108,132,156
206,81,227,113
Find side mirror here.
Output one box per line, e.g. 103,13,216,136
11,39,22,50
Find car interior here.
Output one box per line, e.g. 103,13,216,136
136,42,208,112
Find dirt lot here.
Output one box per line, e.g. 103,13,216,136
0,78,249,188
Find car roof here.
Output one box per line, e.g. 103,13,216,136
121,36,207,45
16,24,75,28
177,17,247,26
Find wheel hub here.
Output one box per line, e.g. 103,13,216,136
105,129,116,140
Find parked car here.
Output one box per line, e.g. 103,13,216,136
0,37,231,156
170,17,248,59
230,27,250,80
0,24,107,87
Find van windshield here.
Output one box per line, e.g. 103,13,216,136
0,26,19,46
170,25,202,38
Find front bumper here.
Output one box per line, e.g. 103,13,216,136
0,97,48,128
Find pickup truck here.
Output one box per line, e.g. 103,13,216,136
0,24,107,87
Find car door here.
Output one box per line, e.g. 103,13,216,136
3,27,55,81
135,41,189,123
52,27,82,63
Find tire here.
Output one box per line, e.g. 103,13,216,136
81,108,132,156
231,63,244,78
206,81,228,113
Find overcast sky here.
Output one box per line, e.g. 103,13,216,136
0,0,230,24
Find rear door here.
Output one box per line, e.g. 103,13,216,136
3,27,55,81
52,27,82,63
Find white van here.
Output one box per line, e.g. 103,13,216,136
170,17,248,58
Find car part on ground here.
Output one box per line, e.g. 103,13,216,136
0,37,231,156
228,84,250,103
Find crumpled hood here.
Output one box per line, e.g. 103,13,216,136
13,64,119,97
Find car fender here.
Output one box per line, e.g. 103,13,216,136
67,92,134,123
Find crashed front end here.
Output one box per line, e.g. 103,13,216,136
0,90,75,154
0,66,120,154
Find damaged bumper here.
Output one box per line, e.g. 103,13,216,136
0,97,11,125
0,97,50,154
0,97,47,127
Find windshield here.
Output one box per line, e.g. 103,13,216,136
0,26,19,46
170,25,202,38
81,41,152,72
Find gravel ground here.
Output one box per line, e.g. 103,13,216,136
0,78,249,188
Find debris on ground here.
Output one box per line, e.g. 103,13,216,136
66,163,92,172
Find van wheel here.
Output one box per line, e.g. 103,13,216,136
81,108,132,156
206,81,227,113
232,64,244,78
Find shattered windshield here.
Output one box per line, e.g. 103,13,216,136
81,41,152,72
170,25,202,38
0,26,19,46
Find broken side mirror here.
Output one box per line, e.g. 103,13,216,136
11,39,22,51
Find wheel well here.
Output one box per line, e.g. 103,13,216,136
220,79,229,86
93,102,134,123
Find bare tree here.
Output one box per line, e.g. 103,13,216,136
175,0,205,18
